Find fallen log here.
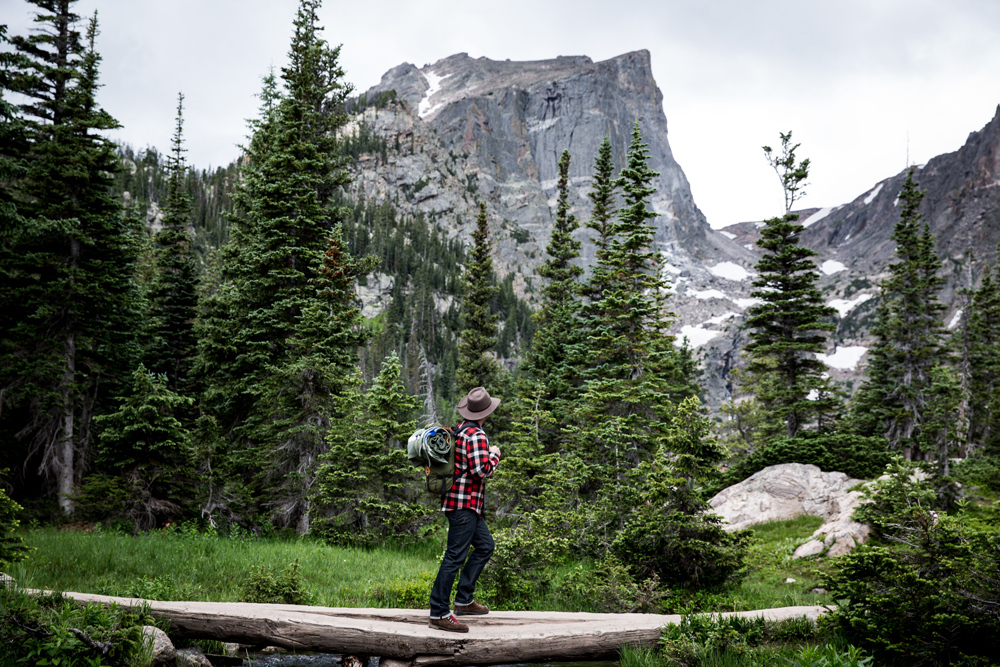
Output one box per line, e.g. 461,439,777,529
45,591,828,666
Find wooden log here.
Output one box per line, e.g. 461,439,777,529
46,591,828,666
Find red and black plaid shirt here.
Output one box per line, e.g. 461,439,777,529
440,420,500,515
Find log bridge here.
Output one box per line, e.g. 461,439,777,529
57,591,828,666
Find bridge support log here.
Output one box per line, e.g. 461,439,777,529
46,591,827,666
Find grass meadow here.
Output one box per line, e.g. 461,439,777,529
8,515,835,613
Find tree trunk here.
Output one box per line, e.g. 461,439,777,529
48,592,829,666
296,498,310,535
58,331,76,515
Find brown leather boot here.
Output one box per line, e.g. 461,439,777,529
454,600,489,616
429,615,469,633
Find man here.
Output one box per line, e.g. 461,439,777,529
428,386,502,633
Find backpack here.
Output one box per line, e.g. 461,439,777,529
407,424,458,496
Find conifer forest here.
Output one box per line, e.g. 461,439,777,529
0,1,998,666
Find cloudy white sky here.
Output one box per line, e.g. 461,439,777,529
3,0,999,228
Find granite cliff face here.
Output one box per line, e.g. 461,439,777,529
347,50,757,403
345,51,1000,408
362,50,744,265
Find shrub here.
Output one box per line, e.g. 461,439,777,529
658,614,842,667
952,455,1000,493
476,511,570,610
711,433,892,496
240,559,312,605
0,588,154,666
782,643,873,667
368,571,435,609
825,501,1000,665
0,486,30,567
557,556,667,613
611,447,752,589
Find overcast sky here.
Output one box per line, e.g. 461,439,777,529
3,0,999,228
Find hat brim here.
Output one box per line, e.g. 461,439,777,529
457,396,501,421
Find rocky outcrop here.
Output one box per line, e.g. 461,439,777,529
716,106,1000,396
349,51,759,405
708,463,871,558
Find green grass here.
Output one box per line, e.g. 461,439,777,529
11,525,443,607
665,515,835,613
10,514,836,613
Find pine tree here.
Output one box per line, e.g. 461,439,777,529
146,93,199,397
0,5,144,514
567,123,694,502
193,1,366,527
456,201,500,393
94,365,193,529
312,352,427,545
964,262,1000,455
741,132,836,439
522,150,583,427
253,226,376,533
849,170,947,460
580,123,677,386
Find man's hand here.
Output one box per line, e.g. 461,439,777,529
488,445,501,459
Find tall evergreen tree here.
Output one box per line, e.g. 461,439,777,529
0,5,143,513
255,226,376,533
849,170,947,460
522,150,583,425
456,201,500,393
567,123,694,502
146,92,199,397
743,133,837,439
582,123,676,385
963,261,1000,455
194,0,366,528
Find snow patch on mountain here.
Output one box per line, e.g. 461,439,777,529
661,260,683,275
817,346,868,370
802,207,835,228
418,70,450,118
732,297,762,310
864,183,884,205
709,261,753,281
820,260,848,275
677,325,723,348
719,231,736,240
689,288,729,300
948,309,964,329
828,293,873,318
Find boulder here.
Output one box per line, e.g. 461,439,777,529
140,626,174,666
175,647,211,667
708,463,871,558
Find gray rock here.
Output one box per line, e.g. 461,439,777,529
794,539,826,558
140,626,174,666
174,647,211,667
708,463,871,558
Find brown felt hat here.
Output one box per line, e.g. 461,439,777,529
457,387,501,421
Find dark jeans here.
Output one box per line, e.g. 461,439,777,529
429,509,495,618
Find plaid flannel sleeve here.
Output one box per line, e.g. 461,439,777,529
466,429,499,481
